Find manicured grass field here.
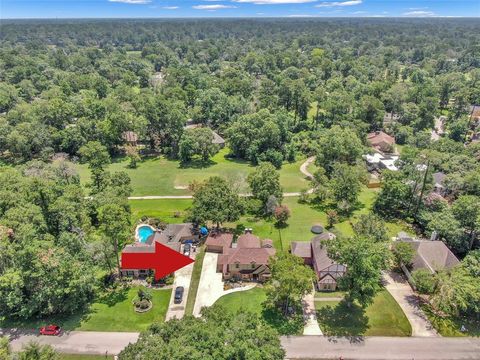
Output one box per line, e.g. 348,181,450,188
2,286,171,332
214,287,304,335
185,246,206,316
59,355,114,360
129,187,413,250
315,291,345,298
130,198,192,223
73,148,310,196
315,289,412,337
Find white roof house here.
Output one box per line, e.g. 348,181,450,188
364,153,399,171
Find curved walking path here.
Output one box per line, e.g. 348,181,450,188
127,157,317,200
382,271,438,337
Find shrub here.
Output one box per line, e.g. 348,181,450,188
412,269,436,294
135,299,151,310
392,242,415,268
138,288,152,301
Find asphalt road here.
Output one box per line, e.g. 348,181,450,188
281,336,480,360
4,330,139,355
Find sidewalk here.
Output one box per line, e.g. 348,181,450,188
302,288,323,336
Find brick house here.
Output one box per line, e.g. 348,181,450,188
212,232,276,282
291,232,346,291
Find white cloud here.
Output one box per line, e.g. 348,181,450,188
352,10,366,14
192,4,237,9
316,0,362,7
108,0,152,4
403,10,436,17
234,0,317,4
163,6,179,9
288,14,315,17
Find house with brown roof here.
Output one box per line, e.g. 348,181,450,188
212,231,276,282
205,232,233,253
398,239,460,274
291,232,346,291
120,223,197,278
367,131,395,153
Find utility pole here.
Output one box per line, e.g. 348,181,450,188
414,159,430,218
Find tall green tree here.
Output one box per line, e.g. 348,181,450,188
266,251,315,316
190,176,242,228
248,162,283,213
326,235,391,308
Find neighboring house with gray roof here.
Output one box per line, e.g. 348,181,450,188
291,232,346,291
432,172,447,196
120,223,197,278
399,239,460,274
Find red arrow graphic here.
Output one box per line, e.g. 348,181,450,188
121,242,194,280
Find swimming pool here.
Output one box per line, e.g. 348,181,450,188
137,225,154,243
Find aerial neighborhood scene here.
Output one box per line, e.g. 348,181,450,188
0,1,479,359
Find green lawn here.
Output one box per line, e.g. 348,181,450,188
421,304,480,337
185,246,206,316
315,289,412,337
129,187,413,250
315,291,345,298
214,287,304,335
72,147,309,196
130,198,192,223
2,286,171,332
59,355,114,360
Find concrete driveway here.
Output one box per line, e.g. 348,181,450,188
165,245,196,320
4,329,139,355
383,271,438,337
193,252,224,317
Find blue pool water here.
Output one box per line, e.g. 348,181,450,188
137,225,154,243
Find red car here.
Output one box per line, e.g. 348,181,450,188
39,325,61,336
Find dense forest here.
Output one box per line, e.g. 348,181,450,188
0,19,479,331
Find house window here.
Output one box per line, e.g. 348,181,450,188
126,271,134,277
139,270,147,274
235,263,240,269
251,263,256,269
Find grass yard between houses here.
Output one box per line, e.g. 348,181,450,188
185,246,206,316
213,287,304,335
129,187,414,250
2,286,171,333
315,289,412,337
72,147,310,196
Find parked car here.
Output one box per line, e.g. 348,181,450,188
183,243,191,256
39,325,61,336
174,286,184,304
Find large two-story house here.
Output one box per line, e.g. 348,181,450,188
291,232,346,291
208,231,276,282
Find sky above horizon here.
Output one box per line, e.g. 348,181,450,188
1,0,479,19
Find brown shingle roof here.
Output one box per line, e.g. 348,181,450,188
223,247,276,265
237,233,261,248
291,241,312,258
206,232,233,249
367,131,395,147
261,239,273,248
311,233,337,271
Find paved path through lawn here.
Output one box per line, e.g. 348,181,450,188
302,288,323,336
165,245,196,320
382,271,438,337
299,156,316,180
3,329,139,356
127,157,316,200
281,335,480,360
